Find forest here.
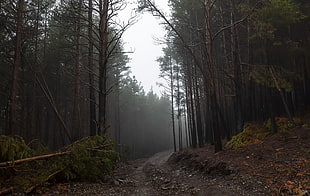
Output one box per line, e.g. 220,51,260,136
151,0,310,152
0,0,310,194
0,0,172,158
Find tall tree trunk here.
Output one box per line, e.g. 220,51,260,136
189,67,197,148
194,66,203,147
176,67,182,150
113,66,121,152
230,0,244,133
6,0,24,135
268,87,277,134
184,77,192,147
72,0,82,141
204,0,222,152
98,0,109,135
170,56,177,152
114,80,121,152
183,103,189,148
88,0,97,136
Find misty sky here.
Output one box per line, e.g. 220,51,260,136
119,1,170,95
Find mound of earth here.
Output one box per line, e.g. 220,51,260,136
169,126,310,196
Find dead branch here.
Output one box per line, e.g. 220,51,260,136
25,169,64,194
0,151,71,167
0,145,113,168
35,72,72,142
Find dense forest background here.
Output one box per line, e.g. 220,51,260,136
150,0,310,152
0,0,172,159
0,0,309,158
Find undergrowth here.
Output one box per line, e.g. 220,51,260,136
46,135,119,181
225,117,305,149
0,135,119,193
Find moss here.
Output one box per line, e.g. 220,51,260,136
226,117,305,149
226,122,269,149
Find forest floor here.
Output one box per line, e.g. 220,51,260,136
33,115,310,196
7,115,310,196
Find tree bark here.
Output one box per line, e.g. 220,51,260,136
114,73,121,152
176,66,183,150
230,0,244,133
88,0,97,136
6,0,24,135
189,66,197,148
170,56,177,152
204,0,222,152
194,65,203,147
98,0,109,135
72,0,82,141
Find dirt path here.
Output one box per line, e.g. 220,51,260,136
57,150,265,196
62,151,173,195
126,150,173,195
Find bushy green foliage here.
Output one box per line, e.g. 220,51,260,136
249,65,300,92
259,0,305,26
39,136,119,182
225,123,269,149
28,140,50,157
243,0,306,40
0,135,32,162
0,135,119,192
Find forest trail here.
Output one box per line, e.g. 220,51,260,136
48,150,263,196
63,151,173,195
40,123,310,195
130,150,173,195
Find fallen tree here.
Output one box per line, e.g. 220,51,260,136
0,135,119,194
0,151,71,167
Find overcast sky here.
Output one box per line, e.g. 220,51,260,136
118,0,170,95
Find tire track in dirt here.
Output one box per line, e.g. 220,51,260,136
129,150,173,195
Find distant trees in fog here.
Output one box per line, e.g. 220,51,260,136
0,0,172,158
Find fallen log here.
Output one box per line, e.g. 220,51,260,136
0,147,114,168
0,151,70,167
